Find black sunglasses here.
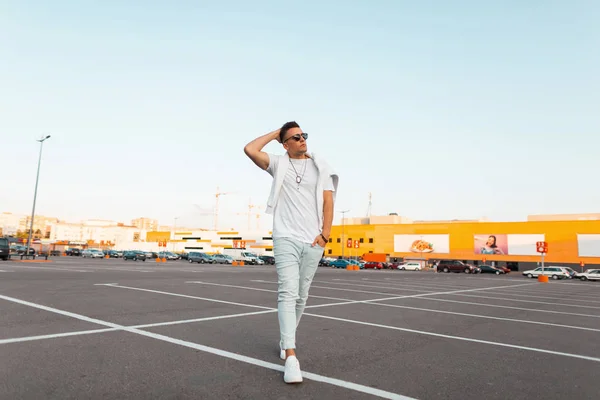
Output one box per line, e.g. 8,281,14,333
284,132,308,143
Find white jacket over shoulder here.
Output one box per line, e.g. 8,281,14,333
265,152,339,229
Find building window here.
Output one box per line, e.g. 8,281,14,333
369,238,374,243
220,236,242,240
262,237,273,240
184,246,204,250
328,238,332,243
336,238,341,243
328,249,332,255
359,238,364,243
183,237,202,240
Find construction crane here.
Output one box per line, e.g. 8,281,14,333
235,198,262,231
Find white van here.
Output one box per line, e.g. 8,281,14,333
223,249,263,265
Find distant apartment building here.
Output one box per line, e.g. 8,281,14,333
131,217,158,231
0,212,59,238
49,219,139,247
0,212,23,236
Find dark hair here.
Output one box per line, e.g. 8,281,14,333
488,235,497,248
279,121,300,142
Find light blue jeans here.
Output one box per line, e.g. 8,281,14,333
273,237,324,350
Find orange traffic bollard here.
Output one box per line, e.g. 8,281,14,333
162,258,167,262
240,261,245,266
346,265,353,270
232,261,238,266
538,275,549,283
353,265,360,271
155,257,161,263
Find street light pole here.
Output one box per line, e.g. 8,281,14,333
25,135,51,258
339,209,350,259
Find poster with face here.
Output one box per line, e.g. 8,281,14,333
474,235,508,255
474,234,544,256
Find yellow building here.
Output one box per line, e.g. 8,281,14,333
325,214,600,269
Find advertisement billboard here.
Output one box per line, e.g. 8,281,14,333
474,234,544,256
394,235,449,254
577,234,600,257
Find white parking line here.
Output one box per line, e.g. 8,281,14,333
316,279,530,294
320,279,600,310
186,281,350,302
0,309,278,345
445,293,600,310
344,278,473,291
415,297,600,319
251,280,538,306
315,280,438,293
468,290,600,304
302,312,600,363
82,284,600,363
0,328,119,344
0,293,414,400
252,280,419,297
95,284,273,310
493,288,600,300
357,277,600,304
188,281,600,333
8,265,90,272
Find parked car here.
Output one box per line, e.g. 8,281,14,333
576,269,600,281
561,266,577,279
82,249,105,258
0,237,10,260
65,248,82,256
259,255,275,265
437,260,481,274
188,252,217,264
105,250,121,258
364,262,384,270
347,259,365,269
396,262,422,271
212,254,233,264
521,266,570,280
123,250,147,261
330,259,352,268
11,245,36,256
319,258,330,267
158,251,180,260
479,264,505,275
495,265,511,273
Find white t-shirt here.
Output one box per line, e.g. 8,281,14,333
267,155,335,244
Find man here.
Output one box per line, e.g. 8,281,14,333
244,121,338,383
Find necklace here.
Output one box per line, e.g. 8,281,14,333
289,157,307,189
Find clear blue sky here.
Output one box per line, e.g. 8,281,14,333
1,1,599,230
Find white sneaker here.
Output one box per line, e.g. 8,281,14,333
283,356,303,384
279,341,285,360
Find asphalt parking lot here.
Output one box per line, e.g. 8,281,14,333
1,258,599,400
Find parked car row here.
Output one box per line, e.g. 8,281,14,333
522,266,599,281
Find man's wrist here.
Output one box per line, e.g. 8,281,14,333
320,233,329,242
